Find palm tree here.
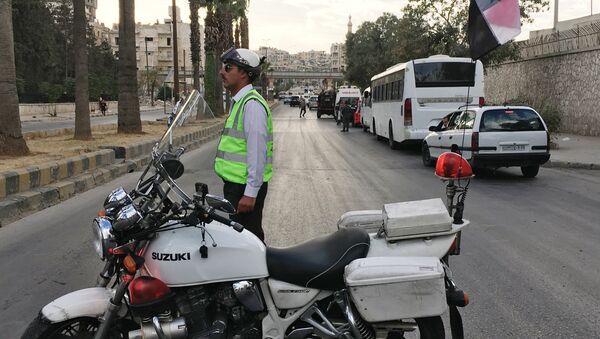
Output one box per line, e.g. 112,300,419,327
189,0,201,91
73,0,91,139
0,0,30,155
240,14,249,48
117,0,142,133
203,2,223,115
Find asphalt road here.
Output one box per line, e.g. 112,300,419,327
1,103,599,337
21,108,170,132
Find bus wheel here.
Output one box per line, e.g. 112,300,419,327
389,123,400,150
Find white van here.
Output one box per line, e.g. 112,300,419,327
370,55,485,149
335,85,362,122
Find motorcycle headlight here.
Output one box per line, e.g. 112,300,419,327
92,217,115,260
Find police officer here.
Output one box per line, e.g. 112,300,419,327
214,47,273,242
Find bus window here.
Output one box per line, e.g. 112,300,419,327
414,62,476,88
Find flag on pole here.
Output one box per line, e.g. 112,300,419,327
468,0,521,60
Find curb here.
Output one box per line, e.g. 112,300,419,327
0,150,115,199
543,160,600,170
0,121,224,227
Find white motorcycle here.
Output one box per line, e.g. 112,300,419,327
22,91,473,339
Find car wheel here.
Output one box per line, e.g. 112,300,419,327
521,165,540,178
389,123,399,150
422,143,435,167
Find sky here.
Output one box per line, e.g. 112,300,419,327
96,0,600,54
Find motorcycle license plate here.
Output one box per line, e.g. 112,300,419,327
502,145,525,151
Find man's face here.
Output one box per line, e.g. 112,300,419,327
219,63,246,91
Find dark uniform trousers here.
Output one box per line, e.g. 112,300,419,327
223,181,269,242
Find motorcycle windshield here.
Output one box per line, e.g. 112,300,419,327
155,90,201,154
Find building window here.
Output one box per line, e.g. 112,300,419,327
145,37,153,42
115,37,119,45
167,38,171,46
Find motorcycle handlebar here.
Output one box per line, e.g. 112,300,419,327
203,206,245,233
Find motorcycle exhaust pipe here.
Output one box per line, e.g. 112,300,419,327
129,316,187,339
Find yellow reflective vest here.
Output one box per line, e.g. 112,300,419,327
214,89,273,184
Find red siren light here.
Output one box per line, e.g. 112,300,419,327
435,152,474,180
128,276,173,306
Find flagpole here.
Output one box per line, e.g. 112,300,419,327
554,0,559,31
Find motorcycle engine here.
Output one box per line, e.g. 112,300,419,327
173,281,263,339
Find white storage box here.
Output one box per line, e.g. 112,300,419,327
344,257,447,322
337,210,384,233
384,198,452,239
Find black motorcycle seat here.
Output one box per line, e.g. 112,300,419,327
266,228,370,291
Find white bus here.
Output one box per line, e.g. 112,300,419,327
370,55,484,148
359,87,372,131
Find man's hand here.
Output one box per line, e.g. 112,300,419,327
237,195,256,213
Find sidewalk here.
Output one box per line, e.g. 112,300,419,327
20,104,169,123
546,133,600,170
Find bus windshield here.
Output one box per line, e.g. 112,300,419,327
414,62,475,88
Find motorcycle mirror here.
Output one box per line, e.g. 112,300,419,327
205,194,236,214
162,159,184,180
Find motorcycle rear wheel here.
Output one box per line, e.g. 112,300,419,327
387,316,445,339
21,314,126,339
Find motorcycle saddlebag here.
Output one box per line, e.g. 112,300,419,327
384,198,452,239
344,257,446,322
336,210,384,233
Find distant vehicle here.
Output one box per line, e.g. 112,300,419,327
422,105,550,177
360,87,372,131
335,86,361,123
289,95,301,107
282,95,291,104
370,55,485,149
317,90,336,119
308,95,318,110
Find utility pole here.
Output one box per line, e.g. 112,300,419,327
171,1,180,101
144,37,150,100
183,49,187,95
553,0,559,31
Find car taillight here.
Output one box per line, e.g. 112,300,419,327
479,97,485,107
471,132,479,152
404,98,412,126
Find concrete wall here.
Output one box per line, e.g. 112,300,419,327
486,43,600,136
19,101,118,117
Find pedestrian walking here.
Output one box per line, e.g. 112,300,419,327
299,98,307,118
340,100,354,132
99,97,107,116
215,47,272,242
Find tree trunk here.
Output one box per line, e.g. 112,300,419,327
73,0,91,140
240,15,249,49
0,0,29,156
204,6,223,115
215,4,231,113
189,0,201,91
117,0,142,133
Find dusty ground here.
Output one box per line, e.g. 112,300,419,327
0,120,218,172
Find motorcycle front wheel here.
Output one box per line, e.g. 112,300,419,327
20,314,127,339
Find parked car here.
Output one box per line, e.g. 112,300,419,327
282,95,291,104
308,95,318,110
289,95,301,107
422,106,550,177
